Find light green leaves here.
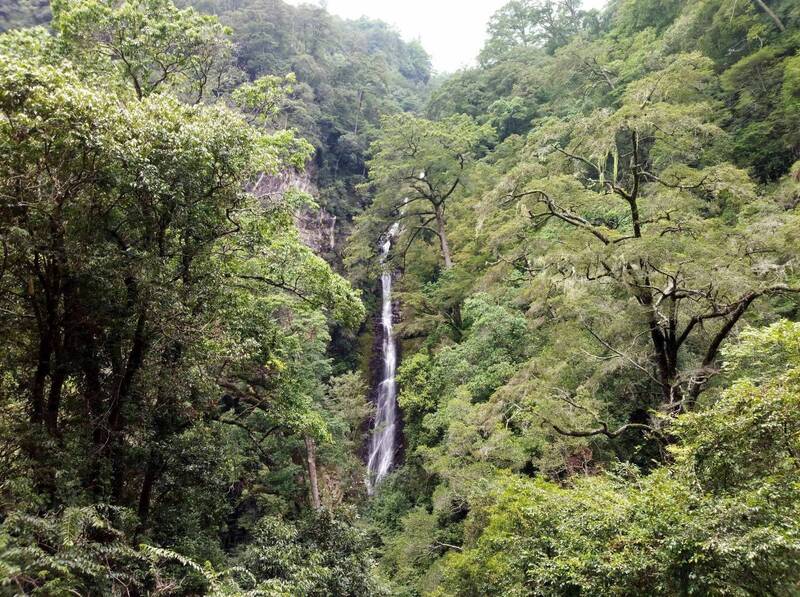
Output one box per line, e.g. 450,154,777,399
233,73,296,124
51,0,234,99
440,322,800,595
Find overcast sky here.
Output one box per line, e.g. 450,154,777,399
285,0,608,72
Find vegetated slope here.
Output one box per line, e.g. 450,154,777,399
348,0,800,594
1,0,799,594
0,0,389,593
184,0,432,220
2,0,433,250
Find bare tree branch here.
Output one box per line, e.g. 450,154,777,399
551,421,654,439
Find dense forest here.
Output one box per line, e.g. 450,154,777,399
0,0,799,595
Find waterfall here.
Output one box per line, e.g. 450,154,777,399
366,223,400,494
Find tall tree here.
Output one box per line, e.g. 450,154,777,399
480,0,590,64
0,5,362,520
52,0,235,101
353,113,493,271
499,52,798,418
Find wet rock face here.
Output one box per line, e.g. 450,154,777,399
250,169,315,203
295,208,338,254
250,169,340,256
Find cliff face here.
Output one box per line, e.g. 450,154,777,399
295,207,338,256
250,169,345,263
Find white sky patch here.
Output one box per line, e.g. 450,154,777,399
285,0,608,73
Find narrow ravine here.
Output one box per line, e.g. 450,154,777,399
366,223,400,494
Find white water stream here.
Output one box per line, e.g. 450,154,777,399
366,223,400,494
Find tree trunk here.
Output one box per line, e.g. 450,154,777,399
304,435,321,510
636,281,680,406
137,451,161,523
434,204,453,270
44,365,66,436
685,293,759,406
752,0,786,31
30,329,52,424
110,309,148,502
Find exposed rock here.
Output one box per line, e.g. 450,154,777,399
295,207,338,255
250,169,343,258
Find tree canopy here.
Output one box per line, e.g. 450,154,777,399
0,1,377,593
350,1,800,594
1,0,800,594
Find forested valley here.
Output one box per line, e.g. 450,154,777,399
0,0,799,594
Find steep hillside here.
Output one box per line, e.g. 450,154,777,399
349,0,800,593
185,0,431,217
1,0,800,595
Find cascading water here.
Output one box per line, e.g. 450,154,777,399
366,223,400,494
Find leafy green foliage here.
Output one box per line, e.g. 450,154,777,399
437,321,800,596
481,0,598,63
234,509,385,595
52,0,235,100
2,0,800,594
0,505,383,595
0,2,377,594
181,0,432,218
0,506,147,595
348,113,494,277
361,1,800,594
